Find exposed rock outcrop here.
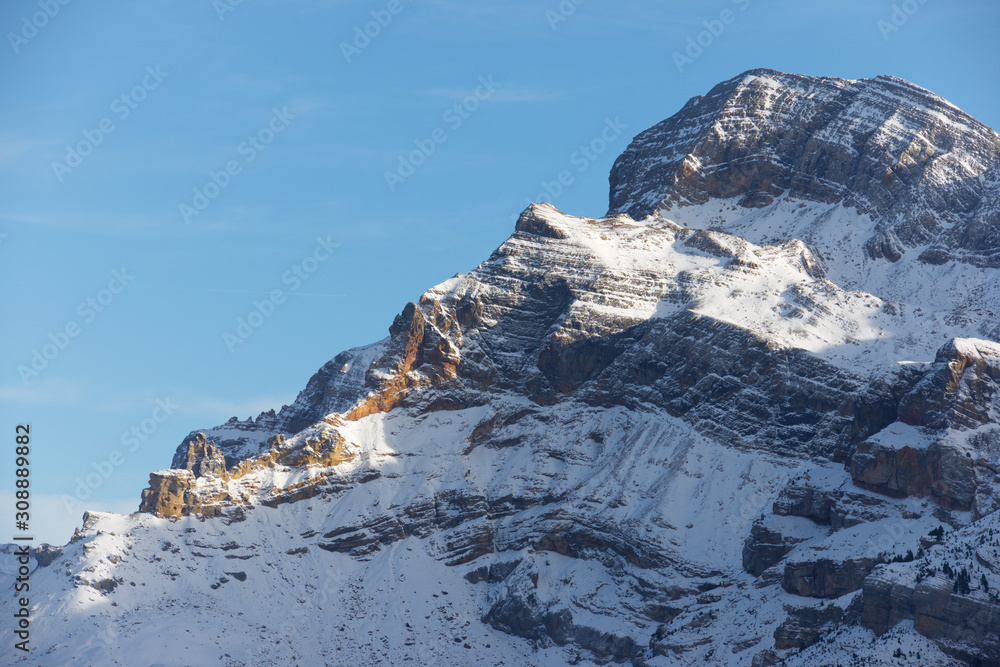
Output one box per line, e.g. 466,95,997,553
772,601,853,651
138,469,204,518
863,573,1000,666
782,558,878,598
900,338,1000,431
140,429,355,518
772,486,835,525
743,523,806,576
484,592,645,663
850,338,1000,515
170,433,228,479
849,440,975,510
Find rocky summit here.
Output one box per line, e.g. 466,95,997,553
6,69,1000,666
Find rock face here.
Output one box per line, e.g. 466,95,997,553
782,558,878,598
743,523,806,577
772,601,854,651
910,584,1000,665
140,430,354,517
863,573,1000,664
901,338,1000,431
850,440,975,509
9,70,1000,666
138,470,200,518
773,486,835,525
859,509,1000,666
484,591,645,663
170,433,227,478
850,339,1000,515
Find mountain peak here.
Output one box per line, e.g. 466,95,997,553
608,71,1000,268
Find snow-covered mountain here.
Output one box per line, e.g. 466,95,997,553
5,69,1000,666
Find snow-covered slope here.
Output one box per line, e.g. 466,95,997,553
7,404,979,666
4,69,999,666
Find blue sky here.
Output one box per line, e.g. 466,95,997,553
2,0,998,545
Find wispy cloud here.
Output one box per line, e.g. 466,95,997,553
0,378,87,405
412,85,568,103
0,137,37,163
0,379,289,422
0,209,164,232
